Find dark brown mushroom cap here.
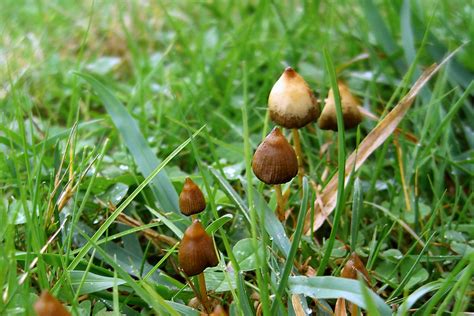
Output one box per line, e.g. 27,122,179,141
178,219,218,276
318,82,362,131
179,177,206,216
252,127,298,185
34,291,71,316
268,67,320,129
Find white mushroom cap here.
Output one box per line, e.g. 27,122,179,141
268,67,320,129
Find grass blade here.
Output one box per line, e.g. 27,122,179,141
271,177,310,314
350,177,362,251
77,72,180,213
289,276,391,315
316,48,347,276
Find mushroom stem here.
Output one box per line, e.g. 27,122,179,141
292,128,304,187
274,184,285,221
197,272,210,312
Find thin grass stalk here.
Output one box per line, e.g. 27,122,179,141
241,63,271,314
317,48,347,276
271,177,309,314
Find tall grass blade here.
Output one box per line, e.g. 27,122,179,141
77,72,180,213
271,177,310,314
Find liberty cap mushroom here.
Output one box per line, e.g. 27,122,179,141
252,127,298,185
252,127,298,221
34,291,71,316
268,67,320,129
178,219,218,277
179,177,206,216
318,81,362,131
179,219,218,312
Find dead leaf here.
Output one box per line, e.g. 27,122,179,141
292,294,306,316
335,298,348,316
304,47,462,235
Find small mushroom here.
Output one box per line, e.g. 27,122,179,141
339,253,370,315
252,127,298,185
268,67,320,129
318,81,362,131
179,177,206,216
268,67,319,185
34,291,71,316
252,127,298,220
211,304,229,316
178,219,218,277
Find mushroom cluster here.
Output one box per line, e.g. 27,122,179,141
177,177,218,312
252,67,364,221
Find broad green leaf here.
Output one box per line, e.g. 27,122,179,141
70,271,126,295
204,268,237,292
233,238,264,271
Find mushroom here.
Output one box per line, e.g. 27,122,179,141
268,67,320,184
318,81,362,131
178,219,218,312
337,253,370,315
179,177,206,218
252,127,298,220
34,291,71,316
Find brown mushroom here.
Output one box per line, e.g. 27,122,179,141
34,291,71,316
252,127,298,185
178,219,218,276
179,177,206,216
252,127,298,220
318,81,362,131
179,219,219,312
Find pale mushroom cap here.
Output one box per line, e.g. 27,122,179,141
268,67,320,128
318,82,362,131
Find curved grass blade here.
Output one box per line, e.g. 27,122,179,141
397,280,443,315
209,167,251,224
77,72,179,213
288,276,391,316
271,177,310,314
206,214,233,235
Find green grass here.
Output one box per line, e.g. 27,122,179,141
1,0,473,315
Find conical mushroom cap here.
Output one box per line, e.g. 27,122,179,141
318,82,362,131
178,219,218,276
268,67,320,129
34,291,71,316
252,128,298,185
341,252,370,283
179,177,206,216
